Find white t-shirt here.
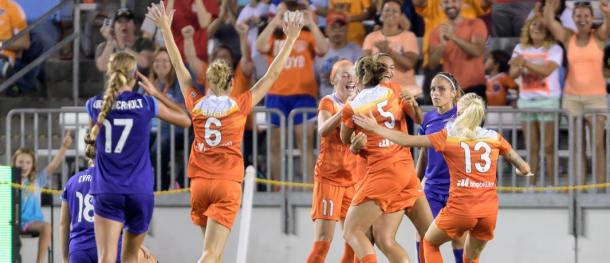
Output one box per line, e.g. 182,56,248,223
512,43,564,100
237,2,270,59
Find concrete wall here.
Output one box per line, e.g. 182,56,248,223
20,206,610,263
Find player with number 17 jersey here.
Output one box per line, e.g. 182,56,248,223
85,94,158,195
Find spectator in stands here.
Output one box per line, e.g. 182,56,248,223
414,0,491,104
236,0,270,60
161,0,218,62
95,8,143,72
310,0,330,31
429,0,488,101
256,2,328,189
544,0,609,185
529,0,576,32
13,131,72,263
146,47,188,190
364,0,420,98
492,0,536,37
316,11,362,97
509,14,563,186
329,0,374,45
12,0,62,95
209,0,241,59
135,39,156,76
485,49,517,106
0,0,29,96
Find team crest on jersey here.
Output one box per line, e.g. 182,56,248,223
349,86,393,113
192,96,239,117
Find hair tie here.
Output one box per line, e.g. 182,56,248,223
438,73,457,91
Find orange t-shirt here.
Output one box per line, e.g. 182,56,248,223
430,18,488,89
315,95,361,187
486,73,517,106
265,31,318,98
427,126,512,217
185,86,253,182
342,85,413,174
416,0,490,66
0,0,27,61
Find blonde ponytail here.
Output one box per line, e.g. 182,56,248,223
85,52,137,159
452,93,486,139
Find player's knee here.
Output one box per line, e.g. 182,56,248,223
315,232,334,242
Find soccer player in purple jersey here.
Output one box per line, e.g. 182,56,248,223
415,72,466,263
84,52,191,263
60,166,157,263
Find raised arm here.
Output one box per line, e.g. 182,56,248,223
503,149,533,176
353,113,433,147
596,0,610,41
256,13,283,54
59,201,70,263
45,131,72,175
543,0,571,45
250,13,304,105
304,10,329,56
138,72,191,127
235,23,254,78
181,26,205,81
194,0,213,28
147,3,194,98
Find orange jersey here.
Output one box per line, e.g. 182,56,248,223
427,125,513,217
265,32,318,98
342,85,413,173
185,86,253,182
315,95,360,187
0,0,27,61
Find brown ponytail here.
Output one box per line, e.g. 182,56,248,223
355,55,387,87
85,52,137,159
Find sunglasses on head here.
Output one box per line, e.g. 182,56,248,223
574,1,592,7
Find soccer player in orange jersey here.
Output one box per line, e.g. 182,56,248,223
339,55,433,263
353,93,533,263
147,3,304,262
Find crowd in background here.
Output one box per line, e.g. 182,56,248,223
2,0,610,189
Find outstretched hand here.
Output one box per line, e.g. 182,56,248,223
146,3,175,29
282,11,305,40
352,111,378,132
62,130,73,148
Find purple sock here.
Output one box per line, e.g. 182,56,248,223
454,248,464,263
416,242,421,263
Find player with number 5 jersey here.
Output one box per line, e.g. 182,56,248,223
84,50,191,262
353,93,533,263
147,3,305,262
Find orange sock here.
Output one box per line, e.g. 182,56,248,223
418,241,426,263
340,242,355,263
360,254,377,263
423,239,443,263
353,258,361,263
306,241,331,263
463,256,479,263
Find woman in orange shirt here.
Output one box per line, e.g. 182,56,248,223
148,4,303,262
340,55,432,263
353,93,532,263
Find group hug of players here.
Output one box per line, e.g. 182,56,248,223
54,3,532,263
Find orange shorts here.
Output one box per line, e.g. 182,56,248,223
435,208,498,241
311,180,355,221
351,159,421,213
190,178,242,229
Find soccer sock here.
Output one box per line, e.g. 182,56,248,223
453,249,464,263
423,239,443,263
417,241,425,263
463,256,479,263
339,242,355,263
306,241,331,263
360,254,377,263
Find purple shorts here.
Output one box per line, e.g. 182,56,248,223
425,190,449,218
93,193,154,234
70,247,97,263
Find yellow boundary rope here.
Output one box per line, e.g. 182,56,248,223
2,179,609,196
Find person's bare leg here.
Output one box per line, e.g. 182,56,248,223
25,221,51,263
543,122,556,186
94,215,123,263
591,115,607,184
306,219,336,263
121,231,146,263
463,235,489,262
199,219,231,263
422,221,453,263
523,121,540,184
372,211,410,263
406,195,433,263
343,201,383,260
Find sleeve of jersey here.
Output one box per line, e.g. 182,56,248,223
146,96,159,117
318,97,334,114
341,104,355,129
185,86,204,112
497,134,513,155
60,184,68,201
426,129,448,153
238,91,254,115
85,98,96,123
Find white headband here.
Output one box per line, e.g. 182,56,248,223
437,74,457,91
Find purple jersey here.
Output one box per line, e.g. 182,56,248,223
418,106,457,195
85,92,158,194
61,167,96,252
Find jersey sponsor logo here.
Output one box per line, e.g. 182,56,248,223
196,142,206,152
378,138,395,148
456,178,495,189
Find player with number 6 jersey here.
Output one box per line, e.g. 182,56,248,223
147,3,305,262
353,93,533,263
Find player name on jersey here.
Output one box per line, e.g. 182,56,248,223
78,174,92,183
92,99,145,111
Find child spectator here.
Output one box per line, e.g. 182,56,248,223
485,49,518,106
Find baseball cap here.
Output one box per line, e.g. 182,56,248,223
113,8,135,22
326,11,347,26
